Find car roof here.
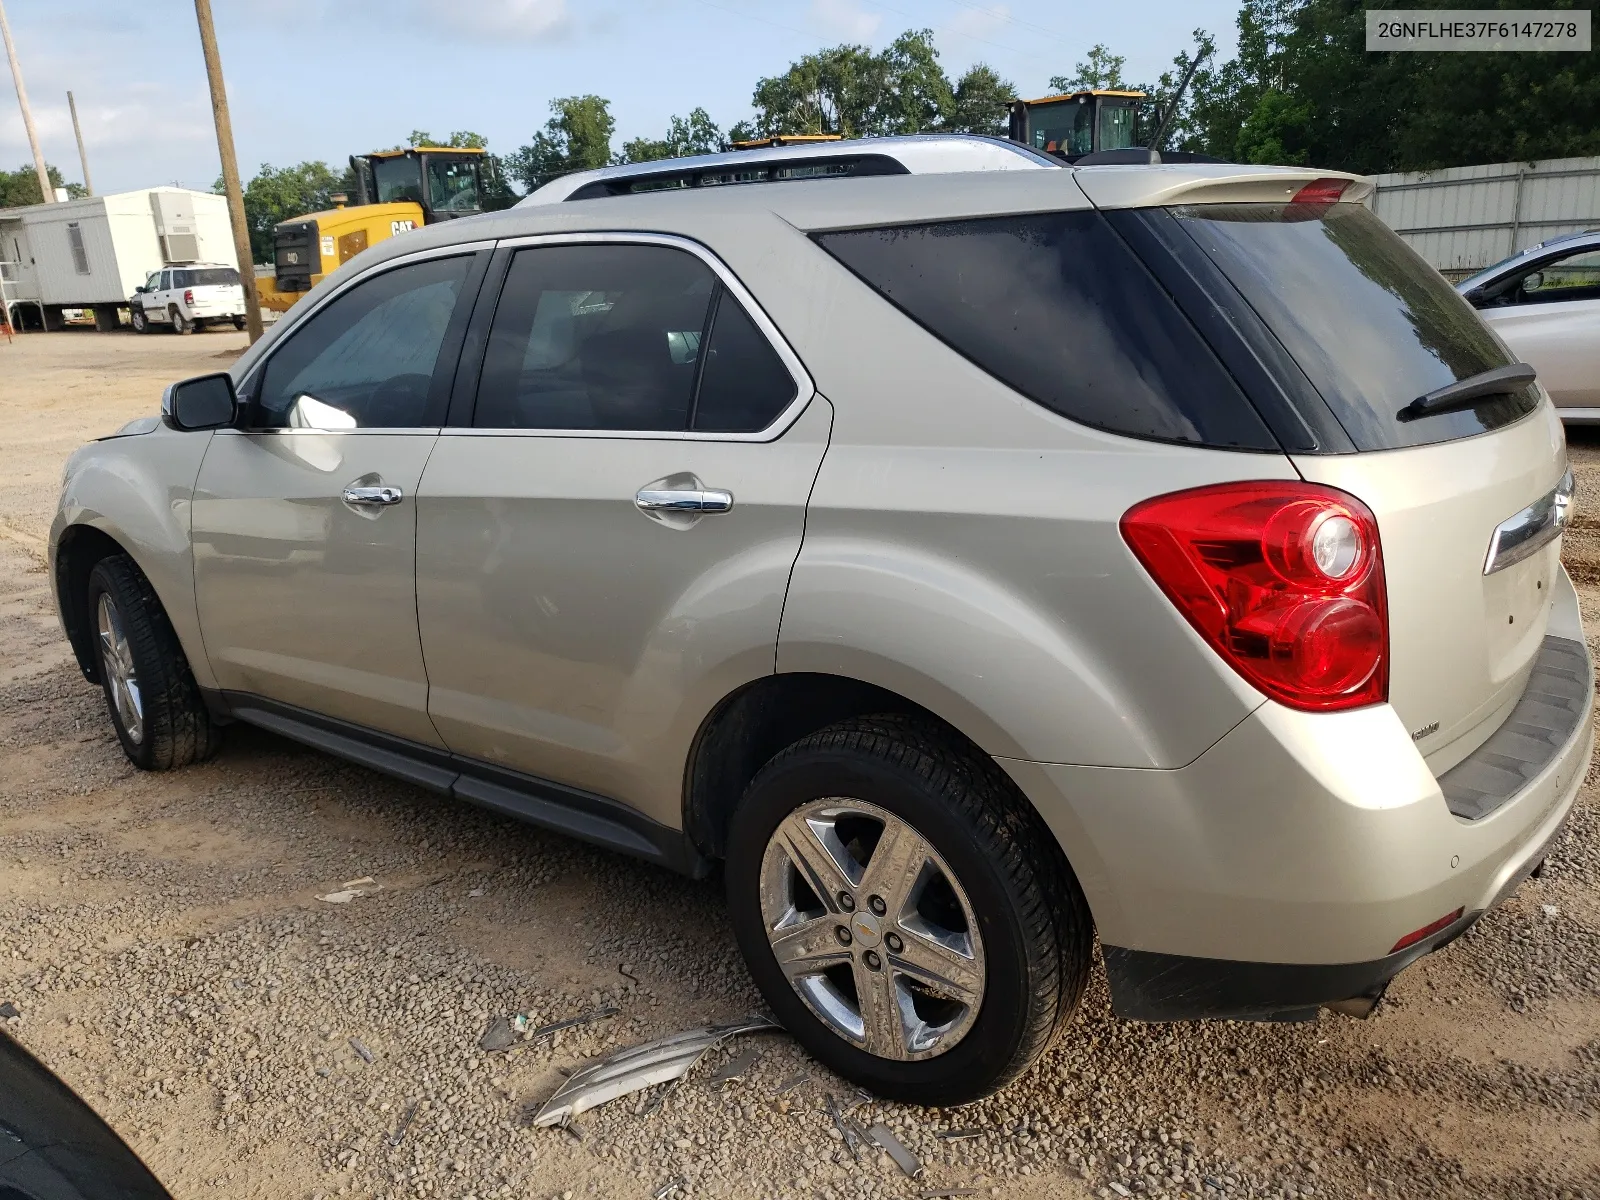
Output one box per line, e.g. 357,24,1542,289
521,134,1060,204
1456,229,1600,290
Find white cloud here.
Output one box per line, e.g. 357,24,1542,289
810,0,880,42
412,0,570,41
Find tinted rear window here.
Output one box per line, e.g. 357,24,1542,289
815,211,1277,450
1171,203,1536,450
174,268,240,287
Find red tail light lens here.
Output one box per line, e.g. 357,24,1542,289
183,289,195,305
1290,177,1350,207
1390,907,1464,953
1121,482,1388,711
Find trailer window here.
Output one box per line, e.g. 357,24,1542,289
66,223,90,275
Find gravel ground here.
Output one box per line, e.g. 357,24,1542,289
2,331,1598,1200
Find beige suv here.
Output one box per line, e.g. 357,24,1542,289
51,139,1592,1104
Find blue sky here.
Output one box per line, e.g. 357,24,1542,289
2,0,1240,196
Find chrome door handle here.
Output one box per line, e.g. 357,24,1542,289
634,487,733,514
342,485,404,506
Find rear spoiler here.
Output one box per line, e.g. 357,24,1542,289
1073,166,1372,210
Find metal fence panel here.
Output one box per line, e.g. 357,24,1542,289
1367,156,1600,276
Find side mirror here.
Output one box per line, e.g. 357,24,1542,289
1523,271,1544,292
134,286,148,294
1461,285,1488,307
161,373,238,432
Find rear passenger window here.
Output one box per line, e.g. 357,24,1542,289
816,211,1276,449
475,243,798,433
476,244,715,431
691,292,797,432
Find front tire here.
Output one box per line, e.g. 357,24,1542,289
130,306,149,333
725,716,1091,1105
170,308,192,335
87,555,220,770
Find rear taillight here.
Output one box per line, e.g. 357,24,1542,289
1290,177,1350,207
1121,482,1388,712
184,289,194,305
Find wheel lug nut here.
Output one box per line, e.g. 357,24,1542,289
869,895,887,916
864,950,882,970
838,892,856,912
836,925,853,946
885,932,903,953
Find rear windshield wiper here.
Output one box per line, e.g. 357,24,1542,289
1398,363,1537,421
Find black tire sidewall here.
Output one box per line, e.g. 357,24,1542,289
726,743,1039,1103
86,562,157,769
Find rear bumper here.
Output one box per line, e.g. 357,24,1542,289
1001,566,1592,1020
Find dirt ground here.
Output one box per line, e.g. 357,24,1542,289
2,329,1598,1200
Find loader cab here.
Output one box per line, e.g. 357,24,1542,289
352,148,486,221
1008,90,1152,162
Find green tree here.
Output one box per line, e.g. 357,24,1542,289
947,64,1016,136
406,130,489,149
224,161,343,264
620,108,723,163
1050,44,1129,93
875,30,953,135
745,29,1010,139
0,163,86,208
750,42,885,137
507,96,616,191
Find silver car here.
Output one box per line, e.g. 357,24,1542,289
51,138,1592,1105
1458,229,1600,422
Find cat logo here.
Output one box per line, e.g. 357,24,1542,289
390,219,417,237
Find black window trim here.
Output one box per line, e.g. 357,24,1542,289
444,231,815,443
234,241,495,433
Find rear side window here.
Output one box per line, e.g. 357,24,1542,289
175,267,240,287
815,210,1276,450
475,243,797,433
1171,203,1535,450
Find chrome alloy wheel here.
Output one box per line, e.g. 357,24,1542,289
96,593,144,744
759,798,985,1060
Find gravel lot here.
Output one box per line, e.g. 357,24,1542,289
2,330,1598,1200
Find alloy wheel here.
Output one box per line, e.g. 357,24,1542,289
758,798,985,1060
96,592,144,744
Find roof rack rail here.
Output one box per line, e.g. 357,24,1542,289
563,153,908,201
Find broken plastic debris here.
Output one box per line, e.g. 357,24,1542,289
936,1128,982,1141
389,1101,418,1147
530,1015,777,1127
652,1177,686,1200
525,1006,619,1043
480,1016,517,1053
708,1047,761,1087
917,1191,977,1199
1542,904,1560,917
775,1071,810,1095
467,887,486,897
1110,1183,1133,1198
0,1002,18,1020
348,1036,374,1063
826,1095,864,1161
317,877,381,904
868,1123,923,1178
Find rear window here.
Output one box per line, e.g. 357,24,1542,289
815,211,1277,450
174,268,240,287
1171,203,1537,450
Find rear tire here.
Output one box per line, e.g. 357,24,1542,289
232,315,247,331
170,308,192,335
725,715,1091,1105
87,555,220,770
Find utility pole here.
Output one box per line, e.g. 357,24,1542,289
67,90,92,195
0,0,54,204
193,0,263,342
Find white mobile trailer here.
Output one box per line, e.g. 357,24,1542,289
0,188,237,332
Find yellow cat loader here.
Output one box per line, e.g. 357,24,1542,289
255,147,486,313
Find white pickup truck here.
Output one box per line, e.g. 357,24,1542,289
129,264,248,334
